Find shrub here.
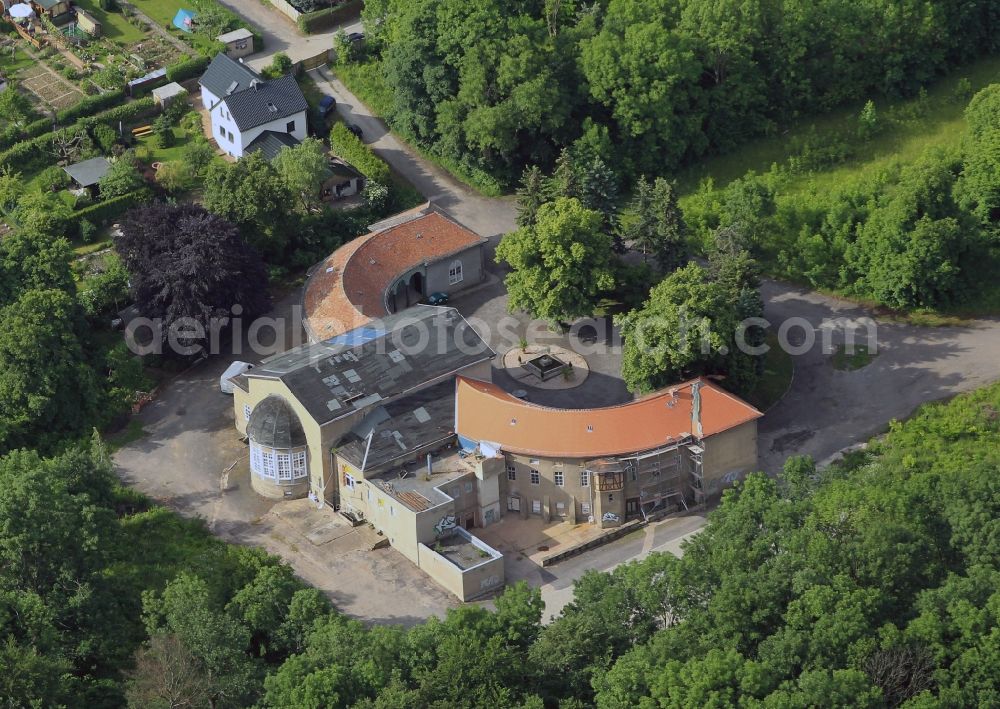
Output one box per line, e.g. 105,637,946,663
165,56,210,84
153,115,175,148
297,1,361,34
328,122,390,184
263,52,293,79
36,165,70,192
92,123,119,154
78,217,97,243
70,188,151,229
99,0,118,10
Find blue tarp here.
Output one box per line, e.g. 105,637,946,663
324,327,385,348
172,8,196,33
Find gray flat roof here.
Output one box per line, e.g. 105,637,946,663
63,156,111,187
248,306,494,426
152,82,187,100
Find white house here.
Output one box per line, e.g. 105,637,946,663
198,54,308,159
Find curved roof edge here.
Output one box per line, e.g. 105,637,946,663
302,206,485,343
455,376,762,459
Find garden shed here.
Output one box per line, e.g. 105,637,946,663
152,81,187,108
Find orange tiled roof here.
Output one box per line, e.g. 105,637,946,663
455,377,762,458
303,209,485,340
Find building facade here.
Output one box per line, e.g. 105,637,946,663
198,54,307,158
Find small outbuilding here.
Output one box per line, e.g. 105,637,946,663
30,0,68,19
152,81,187,108
63,156,111,195
217,27,254,59
74,7,100,36
323,157,365,201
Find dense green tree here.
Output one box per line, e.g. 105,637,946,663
515,164,548,227
577,156,619,226
98,153,145,199
202,151,295,257
617,262,761,394
848,148,981,308
496,197,615,323
272,137,331,212
622,176,688,271
0,289,100,452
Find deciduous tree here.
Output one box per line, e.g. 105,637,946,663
496,197,615,323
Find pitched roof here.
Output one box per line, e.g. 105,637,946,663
63,156,111,187
223,74,308,131
198,53,258,99
246,307,494,426
455,377,762,458
304,206,486,340
217,27,253,43
245,130,300,160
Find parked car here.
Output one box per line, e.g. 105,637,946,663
319,95,336,117
347,32,365,43
425,292,450,306
346,123,364,139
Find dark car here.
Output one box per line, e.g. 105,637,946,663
425,292,450,306
319,95,336,117
346,123,364,139
347,31,365,43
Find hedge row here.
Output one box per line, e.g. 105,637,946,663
0,97,157,170
56,89,126,124
70,188,152,230
0,117,51,152
297,0,361,34
165,55,211,84
328,122,390,185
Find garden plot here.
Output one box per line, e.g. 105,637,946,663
18,64,84,110
126,36,185,69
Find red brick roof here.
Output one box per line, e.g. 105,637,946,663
304,209,485,340
455,376,762,458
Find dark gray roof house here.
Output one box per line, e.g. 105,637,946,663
198,53,259,100
245,130,300,160
223,74,308,131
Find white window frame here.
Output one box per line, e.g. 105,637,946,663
580,470,589,487
530,469,540,485
277,452,292,481
506,464,516,481
292,450,307,479
554,470,564,487
243,404,252,422
581,502,591,516
344,472,355,489
531,499,541,514
260,449,276,480
448,259,463,285
250,443,263,475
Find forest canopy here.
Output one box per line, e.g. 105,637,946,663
361,0,1000,187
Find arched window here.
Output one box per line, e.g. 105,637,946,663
448,259,463,285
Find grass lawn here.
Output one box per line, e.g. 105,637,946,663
831,343,877,372
745,332,795,411
677,54,1000,198
75,0,148,44
0,46,36,75
135,127,187,164
129,0,230,53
